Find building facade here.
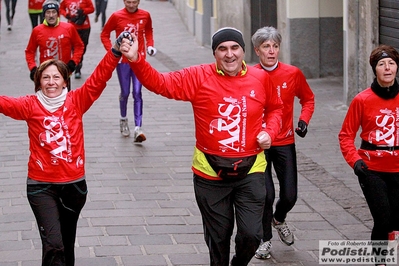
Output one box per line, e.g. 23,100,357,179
169,0,399,105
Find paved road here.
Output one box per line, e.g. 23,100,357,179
0,0,375,265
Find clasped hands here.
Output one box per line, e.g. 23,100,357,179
113,32,142,62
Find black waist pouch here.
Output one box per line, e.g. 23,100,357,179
204,153,257,179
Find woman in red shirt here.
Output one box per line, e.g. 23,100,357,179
0,32,133,266
339,45,399,266
251,26,315,259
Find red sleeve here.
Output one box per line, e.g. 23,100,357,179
339,95,363,168
81,0,94,15
295,69,315,124
100,14,114,51
25,28,39,71
263,77,283,142
70,25,85,64
144,13,154,47
128,54,197,101
0,95,33,120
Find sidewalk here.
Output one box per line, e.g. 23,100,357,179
0,1,373,265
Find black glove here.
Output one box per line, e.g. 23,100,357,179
67,60,76,73
69,15,78,23
30,67,37,81
295,120,308,138
354,160,370,176
73,9,87,25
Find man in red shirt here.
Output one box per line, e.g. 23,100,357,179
251,26,315,259
119,27,283,266
60,0,95,79
101,0,157,142
25,0,84,91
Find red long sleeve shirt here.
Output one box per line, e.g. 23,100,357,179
339,87,399,172
25,20,85,70
129,56,283,179
255,62,315,145
101,8,154,63
0,51,119,183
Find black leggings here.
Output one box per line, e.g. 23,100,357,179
194,173,265,266
357,171,399,240
27,180,87,266
95,0,108,27
75,28,91,73
29,12,43,28
262,144,298,241
4,0,17,26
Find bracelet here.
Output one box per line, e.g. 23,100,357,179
111,47,122,57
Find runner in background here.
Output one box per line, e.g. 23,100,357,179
94,0,107,29
28,0,45,29
100,0,156,142
60,0,95,79
4,0,17,31
25,0,84,91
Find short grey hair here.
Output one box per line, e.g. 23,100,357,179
251,26,282,48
